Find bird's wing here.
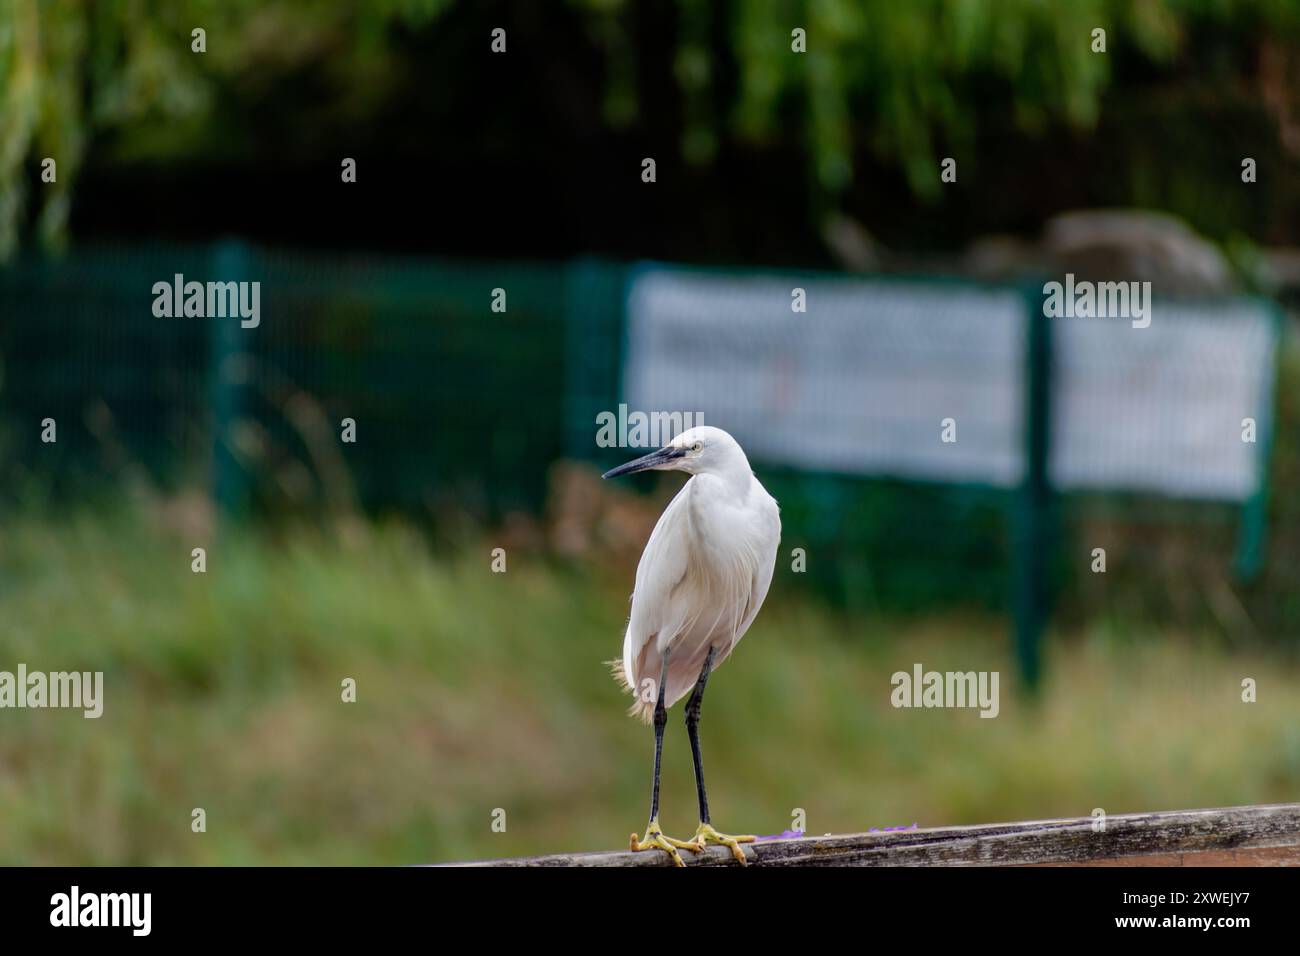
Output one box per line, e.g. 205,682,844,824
621,482,693,694
733,493,780,647
737,546,775,641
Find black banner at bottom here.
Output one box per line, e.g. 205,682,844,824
0,864,1286,942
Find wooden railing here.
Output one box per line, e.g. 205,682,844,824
450,803,1300,867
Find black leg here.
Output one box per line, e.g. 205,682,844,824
684,645,717,825
647,651,670,823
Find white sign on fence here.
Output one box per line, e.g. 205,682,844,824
623,267,1276,501
1051,301,1276,500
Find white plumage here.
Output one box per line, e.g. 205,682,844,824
607,426,780,721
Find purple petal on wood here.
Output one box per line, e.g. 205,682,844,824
754,829,804,841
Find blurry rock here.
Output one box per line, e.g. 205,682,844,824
964,210,1235,295
1043,210,1233,295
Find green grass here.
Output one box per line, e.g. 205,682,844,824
1,505,1298,865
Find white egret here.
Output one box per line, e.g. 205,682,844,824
602,425,781,866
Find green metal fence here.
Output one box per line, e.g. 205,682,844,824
1,242,1286,679
1,242,567,519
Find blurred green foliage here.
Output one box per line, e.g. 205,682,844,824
727,0,1178,194
5,0,1300,257
0,0,451,257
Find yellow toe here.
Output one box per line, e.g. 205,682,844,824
629,818,694,867
692,822,756,864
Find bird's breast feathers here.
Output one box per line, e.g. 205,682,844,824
618,474,780,714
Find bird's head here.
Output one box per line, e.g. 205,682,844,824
601,425,746,480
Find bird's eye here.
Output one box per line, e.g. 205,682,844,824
691,442,703,453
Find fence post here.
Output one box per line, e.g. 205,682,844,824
209,240,252,519
563,257,626,464
1233,300,1282,581
1014,284,1055,689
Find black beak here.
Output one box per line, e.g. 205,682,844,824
601,446,685,479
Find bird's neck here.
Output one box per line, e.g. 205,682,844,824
698,457,754,500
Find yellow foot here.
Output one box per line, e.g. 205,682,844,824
684,822,756,864
629,818,701,867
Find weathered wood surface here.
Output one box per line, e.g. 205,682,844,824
447,803,1300,867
